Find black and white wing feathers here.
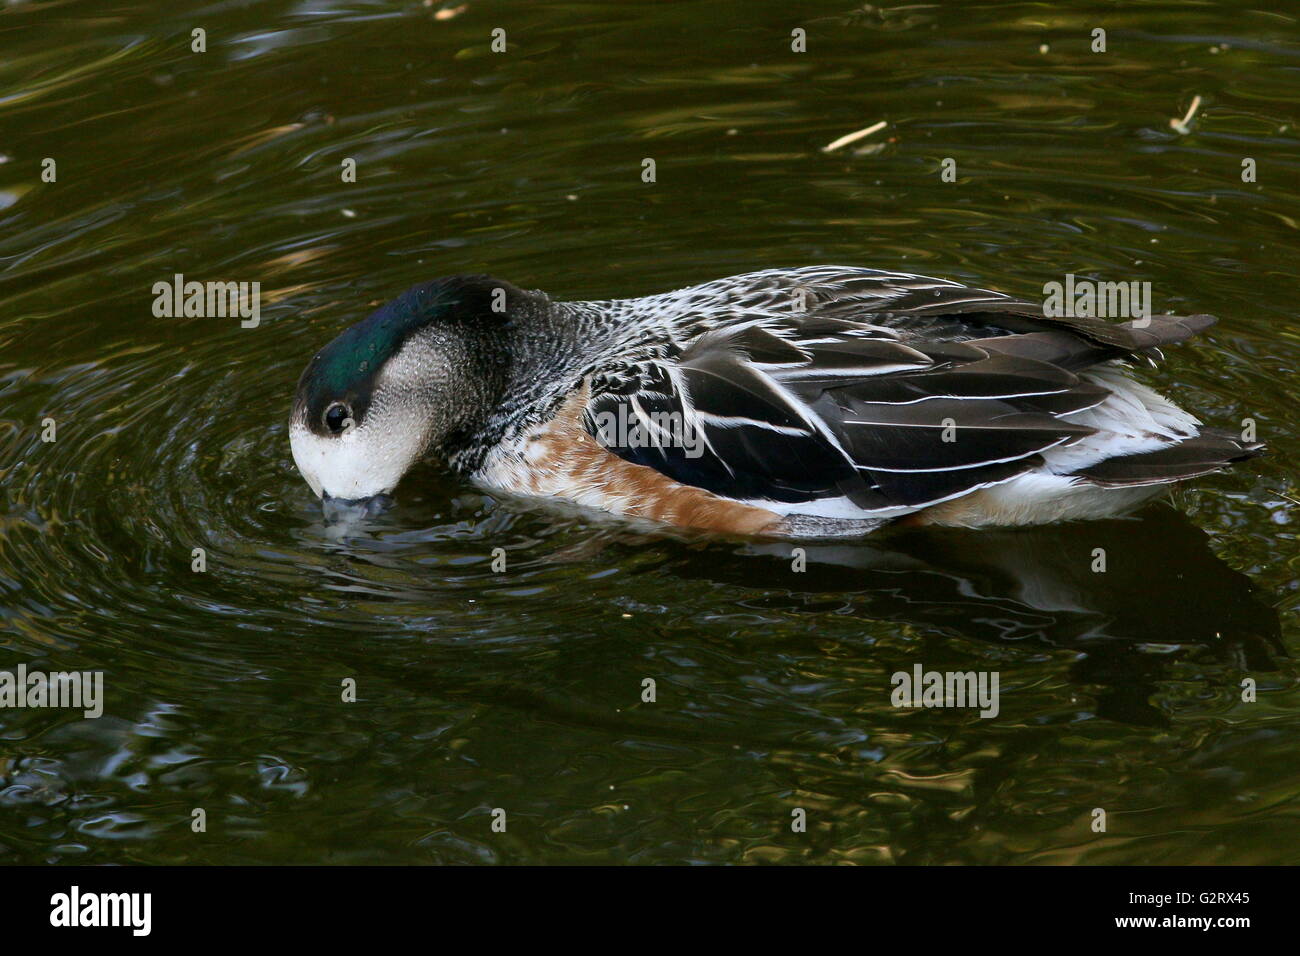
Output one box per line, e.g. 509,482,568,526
583,268,1221,515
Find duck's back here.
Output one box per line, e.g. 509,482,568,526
548,266,1262,535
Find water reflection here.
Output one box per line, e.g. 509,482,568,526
714,504,1282,726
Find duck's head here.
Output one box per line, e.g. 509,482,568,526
289,275,527,512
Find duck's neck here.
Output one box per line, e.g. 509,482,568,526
447,291,678,472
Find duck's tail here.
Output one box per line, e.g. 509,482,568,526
980,311,1265,489
1071,428,1265,488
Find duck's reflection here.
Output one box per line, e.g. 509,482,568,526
668,504,1282,725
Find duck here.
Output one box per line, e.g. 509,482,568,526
289,266,1262,536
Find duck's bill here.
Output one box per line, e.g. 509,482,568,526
321,492,393,523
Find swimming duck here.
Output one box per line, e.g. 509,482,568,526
289,266,1261,536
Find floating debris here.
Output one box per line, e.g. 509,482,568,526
821,120,887,153
430,2,468,19
1169,94,1202,135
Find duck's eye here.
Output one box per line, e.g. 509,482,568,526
323,402,353,434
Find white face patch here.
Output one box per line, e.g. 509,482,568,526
289,413,429,500
290,331,457,502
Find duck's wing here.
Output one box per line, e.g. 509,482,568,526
583,307,1215,514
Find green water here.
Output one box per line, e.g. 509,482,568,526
1,0,1297,864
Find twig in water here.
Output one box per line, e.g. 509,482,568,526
821,121,888,153
1169,95,1202,135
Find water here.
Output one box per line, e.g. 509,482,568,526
1,0,1297,864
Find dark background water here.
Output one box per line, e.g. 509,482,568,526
1,0,1297,864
